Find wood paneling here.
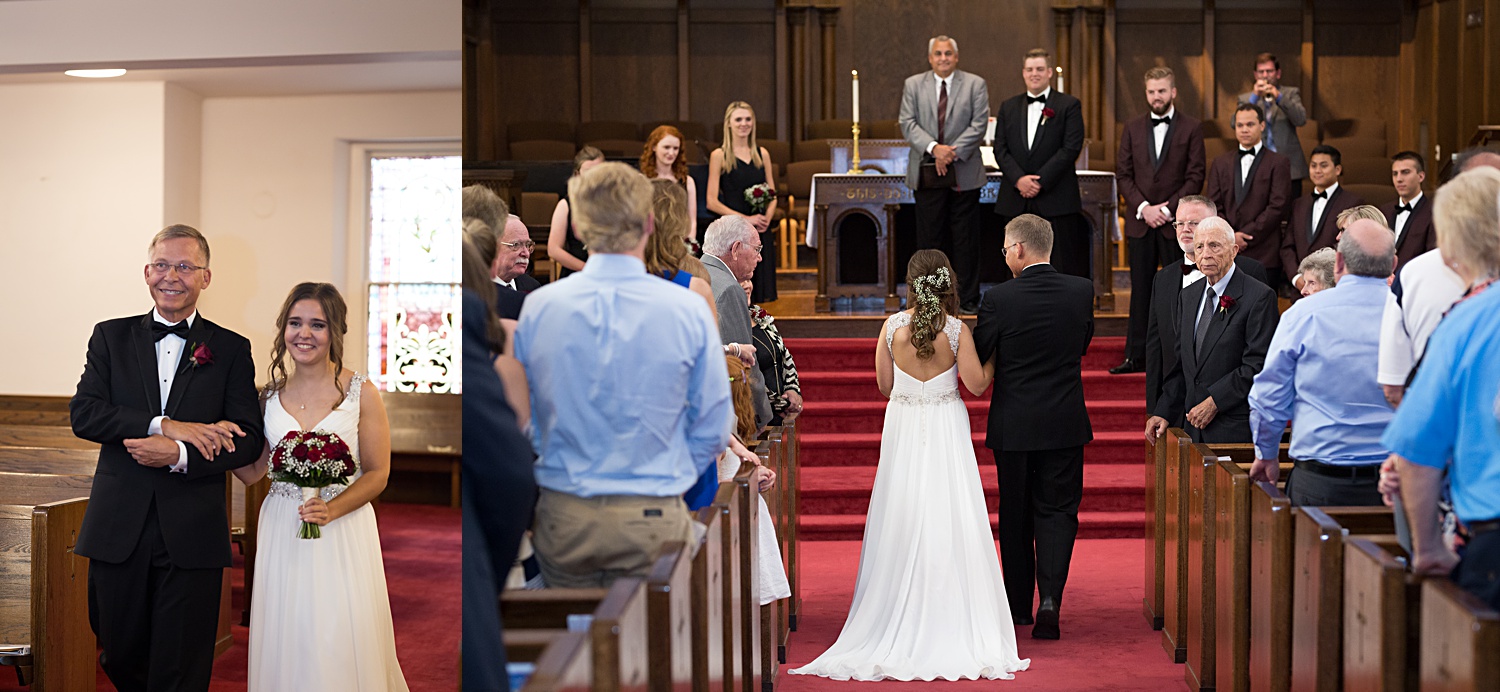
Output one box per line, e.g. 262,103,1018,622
1313,21,1400,140
495,13,581,125
592,19,678,126
688,20,776,141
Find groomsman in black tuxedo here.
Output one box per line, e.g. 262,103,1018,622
70,225,263,691
974,215,1094,640
993,48,1090,279
1381,151,1436,270
1112,66,1206,375
1205,104,1292,286
493,215,543,320
1280,144,1364,286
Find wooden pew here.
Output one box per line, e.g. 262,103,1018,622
1145,431,1169,629
0,498,92,690
501,577,651,691
522,629,594,692
383,391,462,507
1183,442,1217,691
0,412,71,427
691,504,727,692
761,428,791,664
730,464,764,692
1291,506,1395,692
780,417,802,634
0,446,98,475
1342,537,1422,692
1160,428,1192,662
712,483,744,692
0,397,72,427
646,541,693,692
0,425,95,450
1249,481,1295,692
1419,577,1500,692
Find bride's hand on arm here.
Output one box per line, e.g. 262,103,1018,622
324,379,393,524
875,321,894,398
957,325,993,396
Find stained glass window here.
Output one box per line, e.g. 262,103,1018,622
365,154,461,393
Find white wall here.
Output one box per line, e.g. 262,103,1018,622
0,85,459,395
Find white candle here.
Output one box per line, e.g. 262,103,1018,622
851,70,860,123
1056,66,1064,93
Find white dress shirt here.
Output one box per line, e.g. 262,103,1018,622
148,308,194,472
1135,107,1178,221
1027,87,1051,149
1393,191,1423,243
1376,248,1466,386
493,277,517,291
1239,142,1263,182
1195,264,1238,335
1310,181,1340,237
1181,257,1204,288
924,73,955,155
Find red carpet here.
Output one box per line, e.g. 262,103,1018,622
786,336,1147,540
0,502,459,692
779,539,1189,691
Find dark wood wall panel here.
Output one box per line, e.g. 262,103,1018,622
496,19,581,125
688,20,775,140
591,19,678,125
1458,0,1487,145
1312,22,1399,140
1114,22,1204,123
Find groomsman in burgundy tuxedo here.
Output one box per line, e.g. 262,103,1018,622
1381,151,1436,270
1205,103,1292,286
1280,144,1365,285
1111,66,1206,375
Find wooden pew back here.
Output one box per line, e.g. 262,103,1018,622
523,630,593,692
1249,480,1295,692
1342,537,1421,692
1419,577,1500,692
0,425,94,450
0,447,98,475
1291,506,1395,692
713,483,744,692
1145,432,1168,629
1213,459,1252,692
501,578,650,692
780,418,802,633
0,498,92,689
0,396,70,412
645,541,692,692
1161,428,1191,662
1185,442,1217,691
730,465,763,692
691,505,725,692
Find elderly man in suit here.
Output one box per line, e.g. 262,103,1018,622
975,214,1095,639
1112,66,1206,374
702,215,773,426
994,48,1089,280
1206,103,1292,286
1145,217,1279,444
1280,144,1365,285
899,35,990,313
493,215,543,320
1381,151,1436,270
1238,52,1308,196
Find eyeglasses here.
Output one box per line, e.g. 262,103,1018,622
1172,220,1201,230
500,240,536,251
740,241,763,255
147,261,207,276
1001,241,1024,257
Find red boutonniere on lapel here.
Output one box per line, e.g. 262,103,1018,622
188,342,214,369
1040,107,1055,126
1218,294,1236,315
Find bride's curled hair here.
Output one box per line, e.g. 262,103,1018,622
906,249,959,360
264,282,350,403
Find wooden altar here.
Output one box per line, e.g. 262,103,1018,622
808,139,1117,313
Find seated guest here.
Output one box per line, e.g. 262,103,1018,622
740,278,803,425
1382,167,1500,609
1247,219,1397,506
1145,217,1279,444
1293,247,1336,297
648,179,716,318
546,146,606,278
1205,103,1292,285
641,126,699,239
1143,196,1268,416
1381,151,1435,270
514,162,733,588
493,215,542,320
722,355,791,607
1280,144,1363,285
702,216,773,427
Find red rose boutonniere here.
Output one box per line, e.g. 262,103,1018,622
1218,294,1236,314
189,342,214,369
1040,107,1055,126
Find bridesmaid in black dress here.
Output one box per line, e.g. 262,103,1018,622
707,101,779,303
546,146,605,278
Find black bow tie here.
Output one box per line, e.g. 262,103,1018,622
1026,94,1046,104
1182,263,1198,276
1239,148,1256,158
1152,116,1171,127
1396,203,1414,214
152,320,190,342
1313,190,1328,200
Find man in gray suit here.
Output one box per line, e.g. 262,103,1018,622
899,35,990,313
1238,52,1308,197
702,216,772,427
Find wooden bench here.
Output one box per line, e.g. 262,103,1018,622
773,417,802,635
1160,428,1192,662
1419,577,1500,691
0,497,91,690
732,462,765,692
0,425,95,450
0,446,98,476
1145,431,1169,630
691,503,727,692
1249,481,1295,692
1290,506,1395,692
0,396,71,427
501,577,651,691
521,629,593,691
712,482,745,692
645,541,693,692
1342,536,1422,692
383,391,462,507
761,427,791,666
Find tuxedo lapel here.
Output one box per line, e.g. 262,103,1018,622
133,314,163,415
165,318,213,419
1197,272,1243,361
1179,281,1204,373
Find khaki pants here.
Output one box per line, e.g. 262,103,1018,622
532,488,696,588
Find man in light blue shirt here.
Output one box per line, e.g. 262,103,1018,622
515,162,733,588
1248,219,1396,506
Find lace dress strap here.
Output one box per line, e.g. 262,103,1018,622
884,312,912,355
943,315,962,356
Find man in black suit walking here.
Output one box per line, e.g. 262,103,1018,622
993,48,1089,279
1146,217,1278,444
974,214,1094,640
493,215,543,320
70,225,263,691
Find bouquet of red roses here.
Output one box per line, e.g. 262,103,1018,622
743,182,776,214
269,430,357,539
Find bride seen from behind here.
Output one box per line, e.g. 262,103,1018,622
789,249,1030,682
232,282,409,691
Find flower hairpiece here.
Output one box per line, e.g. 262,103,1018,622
910,267,952,325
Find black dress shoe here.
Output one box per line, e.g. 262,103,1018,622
1032,598,1060,640
959,302,980,315
1012,612,1034,626
1108,358,1143,375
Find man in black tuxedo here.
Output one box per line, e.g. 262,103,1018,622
70,225,263,691
974,214,1094,640
993,48,1090,279
1381,151,1436,270
493,215,543,320
1144,196,1269,417
1146,218,1278,444
1279,144,1365,285
1112,66,1206,374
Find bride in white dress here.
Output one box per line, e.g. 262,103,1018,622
790,250,1030,681
232,282,409,691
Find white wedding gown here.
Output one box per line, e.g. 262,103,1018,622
248,372,409,692
790,314,1030,681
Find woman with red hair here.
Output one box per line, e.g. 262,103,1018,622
640,125,698,240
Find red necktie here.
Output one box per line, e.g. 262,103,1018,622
937,80,948,145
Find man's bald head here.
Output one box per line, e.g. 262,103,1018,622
1336,218,1396,280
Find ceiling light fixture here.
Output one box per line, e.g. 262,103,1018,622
64,69,127,79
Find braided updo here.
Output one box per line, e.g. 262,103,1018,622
906,249,960,359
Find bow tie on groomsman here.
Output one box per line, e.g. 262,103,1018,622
152,320,190,342
1396,202,1414,214
1151,115,1172,127
1312,190,1328,201
1239,148,1256,158
1026,94,1046,104
1182,262,1200,276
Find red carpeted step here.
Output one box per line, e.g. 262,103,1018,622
798,510,1142,541
785,336,1130,372
798,369,1146,401
798,464,1144,515
797,399,1145,434
799,430,1145,466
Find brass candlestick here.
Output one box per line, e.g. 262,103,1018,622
848,122,864,174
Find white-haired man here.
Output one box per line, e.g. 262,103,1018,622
493,214,541,320
702,215,773,426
